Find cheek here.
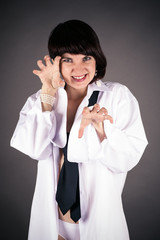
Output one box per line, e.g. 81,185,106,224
91,60,96,69
89,63,96,75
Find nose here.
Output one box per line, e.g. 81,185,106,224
72,62,85,75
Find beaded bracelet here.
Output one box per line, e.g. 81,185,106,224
40,93,55,106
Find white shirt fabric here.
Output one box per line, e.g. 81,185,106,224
10,81,148,240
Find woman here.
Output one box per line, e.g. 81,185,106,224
10,20,148,240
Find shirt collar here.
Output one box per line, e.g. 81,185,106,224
58,80,111,101
87,80,111,99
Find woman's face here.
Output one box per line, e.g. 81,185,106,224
60,53,96,90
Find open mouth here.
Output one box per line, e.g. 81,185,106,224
72,74,87,82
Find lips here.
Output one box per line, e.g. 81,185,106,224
72,74,87,82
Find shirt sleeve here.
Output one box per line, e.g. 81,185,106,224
87,84,148,173
10,91,57,160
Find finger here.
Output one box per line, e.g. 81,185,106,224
54,56,61,71
79,110,93,138
54,56,61,61
91,107,108,122
59,79,65,87
98,107,108,116
78,117,90,138
44,55,52,66
50,58,54,64
92,104,100,113
78,126,84,138
33,69,41,76
82,107,90,116
37,60,45,69
105,114,113,124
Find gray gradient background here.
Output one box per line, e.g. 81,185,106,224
1,0,159,239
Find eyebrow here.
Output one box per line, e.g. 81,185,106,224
61,54,90,58
61,56,72,61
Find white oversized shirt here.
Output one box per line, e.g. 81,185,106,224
10,81,148,240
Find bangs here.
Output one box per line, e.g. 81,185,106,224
51,40,93,57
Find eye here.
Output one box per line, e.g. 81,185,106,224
61,57,72,63
83,56,92,62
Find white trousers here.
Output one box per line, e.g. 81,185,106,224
59,220,80,240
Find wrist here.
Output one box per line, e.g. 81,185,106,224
40,93,55,106
92,122,107,142
40,93,56,112
41,85,57,96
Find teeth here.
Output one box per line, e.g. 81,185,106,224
73,74,86,79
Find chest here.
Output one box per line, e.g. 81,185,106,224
67,99,82,132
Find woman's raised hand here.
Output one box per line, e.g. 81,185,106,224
33,55,65,95
78,104,113,141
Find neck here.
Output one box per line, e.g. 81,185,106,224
66,85,88,101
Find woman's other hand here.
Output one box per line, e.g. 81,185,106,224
33,55,65,95
78,104,113,142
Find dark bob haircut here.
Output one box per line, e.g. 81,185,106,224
48,20,107,82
